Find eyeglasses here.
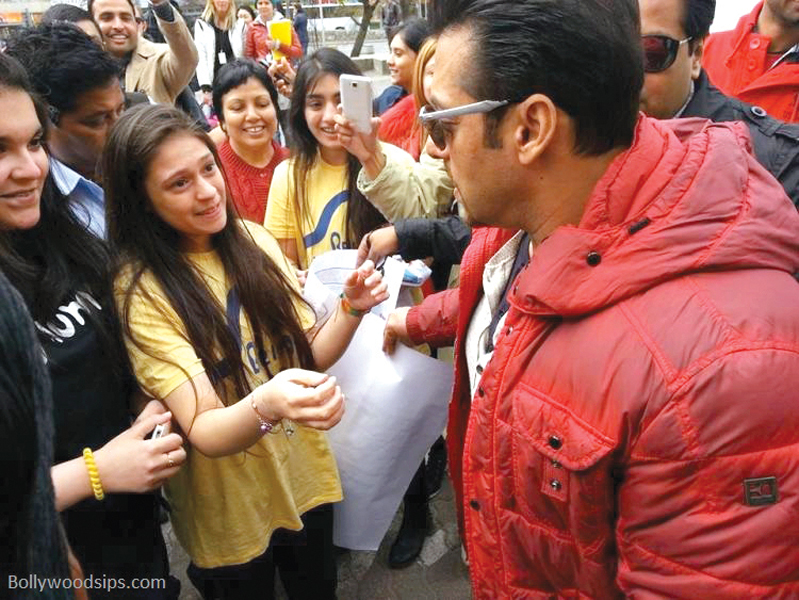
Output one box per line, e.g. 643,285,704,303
419,100,509,150
641,35,692,73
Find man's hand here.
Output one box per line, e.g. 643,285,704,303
383,306,412,354
357,226,399,267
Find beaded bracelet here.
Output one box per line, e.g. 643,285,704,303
82,447,105,501
251,399,279,434
339,293,367,318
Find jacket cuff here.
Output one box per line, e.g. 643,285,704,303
357,147,395,194
406,306,425,346
394,218,431,262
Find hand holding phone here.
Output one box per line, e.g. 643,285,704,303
340,74,373,134
150,423,167,440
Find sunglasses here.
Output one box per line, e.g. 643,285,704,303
419,100,509,150
641,35,692,73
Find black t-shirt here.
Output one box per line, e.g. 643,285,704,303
37,290,173,597
212,22,235,80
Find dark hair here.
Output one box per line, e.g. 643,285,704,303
42,3,93,24
0,53,130,393
684,0,716,51
212,58,280,126
104,104,315,407
6,23,121,116
0,272,73,598
288,48,384,254
389,17,431,53
0,52,47,131
238,4,256,19
428,0,643,156
88,0,137,18
0,53,106,318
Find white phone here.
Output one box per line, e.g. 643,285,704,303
150,423,167,440
340,74,374,134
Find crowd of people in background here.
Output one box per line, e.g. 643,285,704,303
1,0,799,599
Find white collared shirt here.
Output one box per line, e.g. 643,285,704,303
465,231,529,397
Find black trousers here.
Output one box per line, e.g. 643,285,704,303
187,503,336,600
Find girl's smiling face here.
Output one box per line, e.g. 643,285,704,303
144,132,228,252
221,76,278,154
304,73,347,164
0,89,48,232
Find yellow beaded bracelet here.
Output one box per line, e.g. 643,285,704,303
82,447,105,501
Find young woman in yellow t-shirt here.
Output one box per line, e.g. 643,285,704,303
264,48,387,269
103,104,388,599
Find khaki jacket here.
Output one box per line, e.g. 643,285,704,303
356,144,454,221
125,11,198,104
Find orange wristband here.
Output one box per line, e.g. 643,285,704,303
339,293,367,318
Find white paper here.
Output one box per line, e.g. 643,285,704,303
326,314,452,550
304,249,405,320
303,250,453,550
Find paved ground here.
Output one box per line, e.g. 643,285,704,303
166,476,472,599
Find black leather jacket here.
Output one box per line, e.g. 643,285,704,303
683,70,799,208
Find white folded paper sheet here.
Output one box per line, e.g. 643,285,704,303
304,250,453,550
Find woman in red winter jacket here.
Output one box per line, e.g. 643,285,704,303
244,0,302,64
376,18,431,159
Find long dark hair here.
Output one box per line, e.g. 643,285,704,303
389,17,431,53
104,104,314,406
288,48,385,252
0,272,72,597
0,54,130,388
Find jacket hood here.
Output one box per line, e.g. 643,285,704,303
510,115,799,317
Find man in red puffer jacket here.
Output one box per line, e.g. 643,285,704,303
383,0,799,597
703,1,799,123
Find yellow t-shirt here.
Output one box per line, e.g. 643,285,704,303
265,154,353,270
115,222,342,569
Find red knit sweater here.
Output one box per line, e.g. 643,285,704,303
217,139,289,224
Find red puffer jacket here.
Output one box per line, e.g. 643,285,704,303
703,1,799,123
407,116,799,598
378,94,421,160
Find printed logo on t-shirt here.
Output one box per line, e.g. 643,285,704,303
329,231,351,251
35,291,102,344
35,291,102,365
303,190,351,251
208,287,295,384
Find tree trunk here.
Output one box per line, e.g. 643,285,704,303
351,0,377,57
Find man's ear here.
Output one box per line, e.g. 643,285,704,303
690,36,705,80
514,94,557,166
